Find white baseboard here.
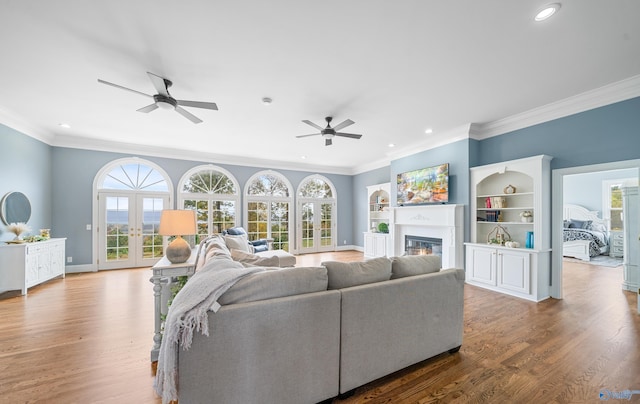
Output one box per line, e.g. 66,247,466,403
65,264,97,274
336,245,362,252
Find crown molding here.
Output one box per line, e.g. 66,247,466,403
0,107,56,144
471,74,640,140
52,134,355,175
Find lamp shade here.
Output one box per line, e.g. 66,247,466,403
159,210,196,236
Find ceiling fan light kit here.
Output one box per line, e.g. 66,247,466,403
297,116,363,146
98,72,218,124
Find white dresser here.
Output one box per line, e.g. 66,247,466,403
0,238,66,295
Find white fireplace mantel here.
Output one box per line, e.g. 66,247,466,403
389,204,464,269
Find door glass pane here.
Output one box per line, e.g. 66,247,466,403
106,196,129,261
141,197,164,259
184,199,210,243
213,200,236,235
301,202,314,248
271,202,289,251
247,201,269,241
320,203,332,247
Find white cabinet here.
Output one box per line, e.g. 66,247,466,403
622,186,638,292
466,155,552,301
0,238,66,295
367,183,390,233
363,232,389,258
609,230,624,258
364,183,390,258
466,244,546,301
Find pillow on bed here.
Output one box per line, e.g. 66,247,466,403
568,219,592,229
563,220,571,228
587,222,607,233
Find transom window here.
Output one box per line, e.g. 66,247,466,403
100,162,169,192
298,177,333,198
178,165,240,240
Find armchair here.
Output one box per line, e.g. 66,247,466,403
223,227,273,253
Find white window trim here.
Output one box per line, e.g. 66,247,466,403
177,164,241,235
244,170,294,250
602,178,634,230
296,174,338,253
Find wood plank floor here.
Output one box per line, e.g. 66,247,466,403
1,252,638,403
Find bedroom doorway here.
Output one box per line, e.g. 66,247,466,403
552,160,640,300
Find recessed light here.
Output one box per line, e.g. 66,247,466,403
59,123,71,129
301,155,307,159
388,143,395,148
425,128,433,134
535,3,561,21
262,97,273,105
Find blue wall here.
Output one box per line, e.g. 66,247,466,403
52,147,354,265
0,125,52,242
476,97,640,169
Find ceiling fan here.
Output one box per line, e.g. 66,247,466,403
297,116,363,146
97,72,218,124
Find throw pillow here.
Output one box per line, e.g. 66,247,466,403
322,257,392,289
224,234,252,253
218,266,328,305
568,219,592,229
390,255,441,279
230,249,280,267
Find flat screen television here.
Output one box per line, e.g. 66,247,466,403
397,163,449,205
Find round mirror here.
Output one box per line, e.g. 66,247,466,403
1,192,32,225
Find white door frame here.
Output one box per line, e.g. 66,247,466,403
551,159,640,298
97,191,169,269
297,198,337,254
92,157,173,271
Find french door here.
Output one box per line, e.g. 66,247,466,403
98,192,168,269
297,200,335,254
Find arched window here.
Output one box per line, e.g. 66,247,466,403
178,165,240,240
245,171,293,251
93,158,172,270
297,175,337,254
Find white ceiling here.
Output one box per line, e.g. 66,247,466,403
1,1,639,174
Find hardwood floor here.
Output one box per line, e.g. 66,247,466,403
1,253,638,403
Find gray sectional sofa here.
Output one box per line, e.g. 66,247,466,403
174,236,465,404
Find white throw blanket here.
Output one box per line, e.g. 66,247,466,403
154,259,264,403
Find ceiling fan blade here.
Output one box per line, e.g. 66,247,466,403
137,103,159,113
302,120,324,131
177,100,219,110
97,79,152,99
296,133,321,138
332,119,355,131
175,106,203,124
325,138,332,146
335,132,362,139
147,72,170,96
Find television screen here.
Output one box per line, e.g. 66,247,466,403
397,163,449,205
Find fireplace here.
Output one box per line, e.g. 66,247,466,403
389,204,463,269
405,235,442,256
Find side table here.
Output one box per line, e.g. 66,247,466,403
150,251,196,362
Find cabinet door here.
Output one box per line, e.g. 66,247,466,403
364,233,376,257
497,250,530,294
374,235,387,257
467,246,496,286
25,245,40,287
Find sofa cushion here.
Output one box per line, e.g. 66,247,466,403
390,255,441,279
230,249,281,267
218,266,328,305
322,258,392,289
224,234,253,253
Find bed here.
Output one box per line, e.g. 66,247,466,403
563,204,609,261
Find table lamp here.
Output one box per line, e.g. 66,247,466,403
159,209,196,263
